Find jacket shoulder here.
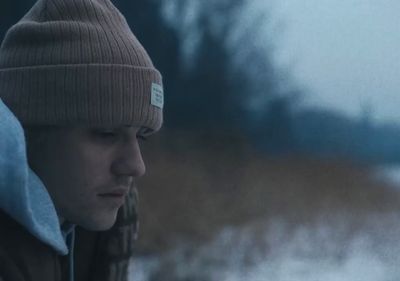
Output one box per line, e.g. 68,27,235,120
0,210,62,281
0,247,25,281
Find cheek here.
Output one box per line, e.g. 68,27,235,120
73,148,116,192
45,145,112,193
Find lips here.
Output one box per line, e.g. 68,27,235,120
98,188,129,197
99,192,125,197
97,188,128,207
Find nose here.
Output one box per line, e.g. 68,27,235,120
111,137,146,178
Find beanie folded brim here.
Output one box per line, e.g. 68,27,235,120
0,64,163,131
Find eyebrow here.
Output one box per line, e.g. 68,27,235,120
91,125,153,135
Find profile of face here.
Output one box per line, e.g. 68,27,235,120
26,126,146,231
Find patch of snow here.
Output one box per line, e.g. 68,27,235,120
130,215,400,281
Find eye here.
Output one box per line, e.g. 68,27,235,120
137,134,148,141
137,127,152,142
99,131,117,137
91,129,118,140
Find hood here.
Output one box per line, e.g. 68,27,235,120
0,98,68,255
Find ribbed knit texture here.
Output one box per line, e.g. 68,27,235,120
0,0,163,130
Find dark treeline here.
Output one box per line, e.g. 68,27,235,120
112,0,290,131
113,0,304,157
1,0,400,164
292,109,400,164
117,0,400,164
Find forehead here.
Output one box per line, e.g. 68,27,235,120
88,125,153,135
31,124,146,131
25,125,152,140
67,125,150,135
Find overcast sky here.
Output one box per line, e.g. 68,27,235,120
265,0,400,124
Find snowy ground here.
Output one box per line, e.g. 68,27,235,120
129,166,400,280
129,213,400,281
375,165,400,188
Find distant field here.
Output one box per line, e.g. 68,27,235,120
131,130,400,280
136,130,400,253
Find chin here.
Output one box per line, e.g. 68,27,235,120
74,211,119,231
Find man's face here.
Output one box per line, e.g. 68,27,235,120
27,126,146,231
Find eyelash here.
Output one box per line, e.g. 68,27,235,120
137,135,148,141
96,131,117,138
93,130,147,141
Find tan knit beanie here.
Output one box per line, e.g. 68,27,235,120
0,0,163,131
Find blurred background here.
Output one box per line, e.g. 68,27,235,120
2,0,400,280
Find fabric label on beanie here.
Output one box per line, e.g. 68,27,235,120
151,83,164,109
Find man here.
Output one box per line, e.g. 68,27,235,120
0,0,164,280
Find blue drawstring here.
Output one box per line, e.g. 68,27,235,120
62,223,76,281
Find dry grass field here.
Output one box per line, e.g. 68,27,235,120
136,129,400,254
